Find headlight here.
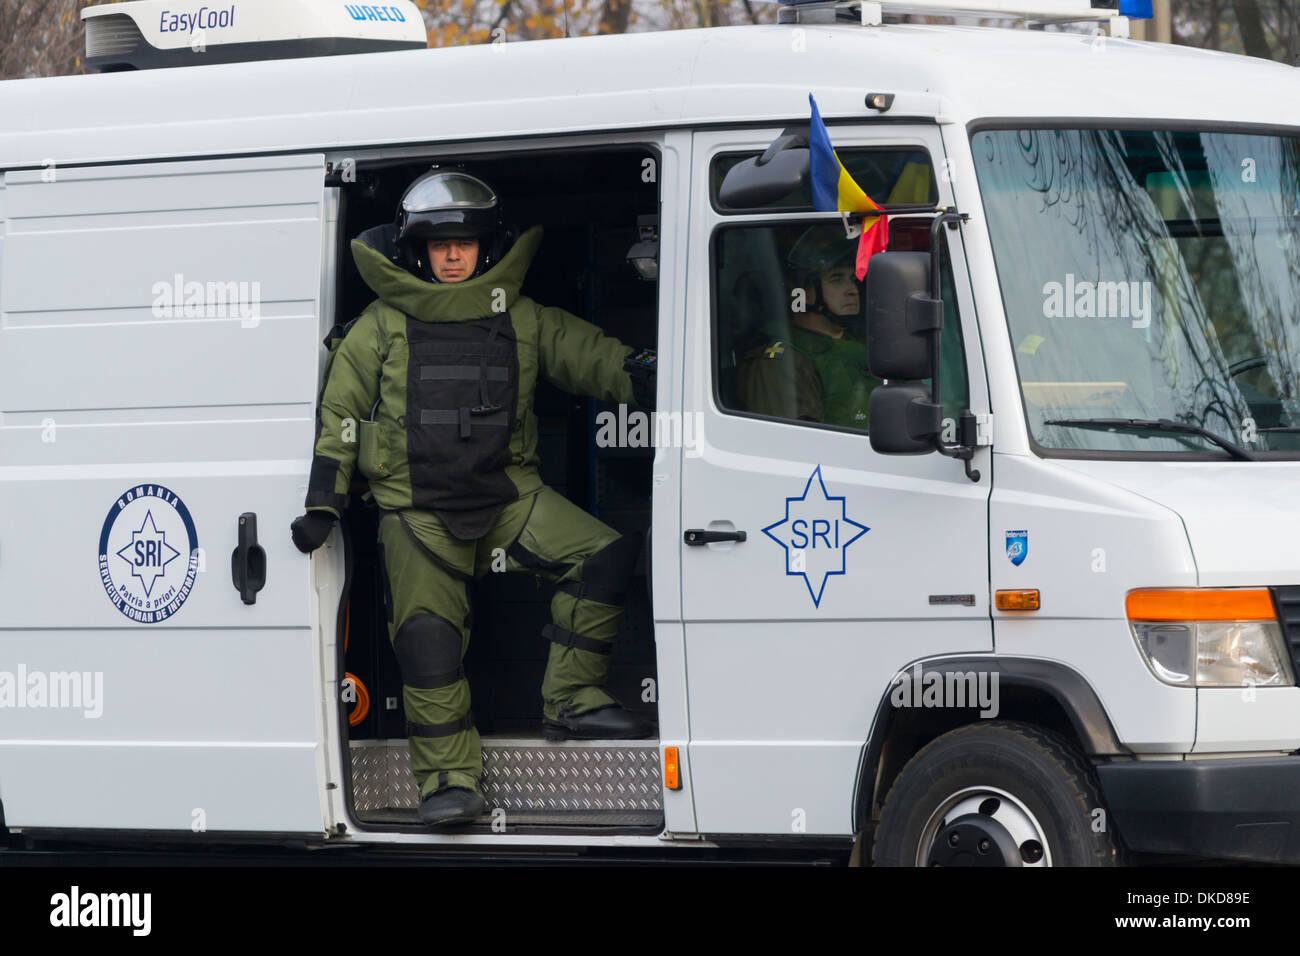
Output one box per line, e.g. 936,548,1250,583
1127,589,1293,689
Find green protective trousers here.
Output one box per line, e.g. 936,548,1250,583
377,485,634,799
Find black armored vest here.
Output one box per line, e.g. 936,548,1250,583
404,311,520,539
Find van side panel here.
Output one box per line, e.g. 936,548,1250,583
0,156,327,832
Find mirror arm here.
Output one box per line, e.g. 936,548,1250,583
924,209,979,482
757,127,810,167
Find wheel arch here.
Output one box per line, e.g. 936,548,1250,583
851,656,1130,832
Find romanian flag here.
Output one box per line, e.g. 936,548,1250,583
808,93,889,280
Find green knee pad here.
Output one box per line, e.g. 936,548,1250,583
392,612,482,795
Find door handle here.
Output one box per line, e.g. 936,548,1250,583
231,512,267,605
684,528,747,546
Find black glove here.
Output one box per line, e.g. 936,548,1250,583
624,347,657,410
291,511,336,554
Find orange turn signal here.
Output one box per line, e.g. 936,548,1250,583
1126,588,1275,622
663,746,680,790
996,589,1040,611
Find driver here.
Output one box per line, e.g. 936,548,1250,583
738,226,879,428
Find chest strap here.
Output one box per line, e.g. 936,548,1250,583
416,312,510,439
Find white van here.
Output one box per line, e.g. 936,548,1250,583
2,0,1299,866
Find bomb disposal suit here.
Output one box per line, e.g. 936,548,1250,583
292,170,654,827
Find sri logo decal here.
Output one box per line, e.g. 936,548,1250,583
1006,530,1028,567
762,465,869,608
98,485,199,624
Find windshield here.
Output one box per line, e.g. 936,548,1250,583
972,127,1300,458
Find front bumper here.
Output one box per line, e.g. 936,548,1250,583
1097,754,1300,863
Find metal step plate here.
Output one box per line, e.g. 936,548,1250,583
350,737,663,827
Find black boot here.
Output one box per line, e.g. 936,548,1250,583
418,787,487,828
543,703,656,741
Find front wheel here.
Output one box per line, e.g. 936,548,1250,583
872,722,1122,867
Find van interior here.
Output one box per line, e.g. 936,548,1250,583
327,146,662,832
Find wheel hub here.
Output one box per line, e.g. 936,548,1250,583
917,788,1051,867
927,813,1021,866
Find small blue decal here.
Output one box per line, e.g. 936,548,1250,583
1006,530,1028,567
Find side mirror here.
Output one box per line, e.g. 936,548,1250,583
866,211,981,479
865,251,941,380
718,150,809,209
718,128,810,209
868,384,942,453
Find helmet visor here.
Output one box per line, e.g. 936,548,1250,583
402,171,497,213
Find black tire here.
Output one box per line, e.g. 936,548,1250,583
872,721,1122,867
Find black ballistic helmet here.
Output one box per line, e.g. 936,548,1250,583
787,225,862,320
395,168,513,281
788,225,856,286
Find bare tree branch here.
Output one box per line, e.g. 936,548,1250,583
1232,0,1274,58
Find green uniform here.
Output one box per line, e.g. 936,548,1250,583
737,322,879,429
306,225,641,798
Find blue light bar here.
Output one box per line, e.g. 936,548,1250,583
1119,0,1153,18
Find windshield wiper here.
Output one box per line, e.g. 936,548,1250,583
1043,417,1257,461
1259,426,1300,433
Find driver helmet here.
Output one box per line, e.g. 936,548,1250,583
787,225,862,320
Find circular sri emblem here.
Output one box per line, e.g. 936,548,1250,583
98,484,199,623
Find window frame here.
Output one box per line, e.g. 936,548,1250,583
708,212,970,436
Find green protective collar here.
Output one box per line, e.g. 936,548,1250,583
350,224,544,323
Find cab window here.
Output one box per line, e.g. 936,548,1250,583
713,216,968,433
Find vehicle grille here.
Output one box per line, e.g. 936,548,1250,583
1273,586,1300,683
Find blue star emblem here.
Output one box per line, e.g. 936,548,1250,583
115,510,181,597
762,465,869,607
